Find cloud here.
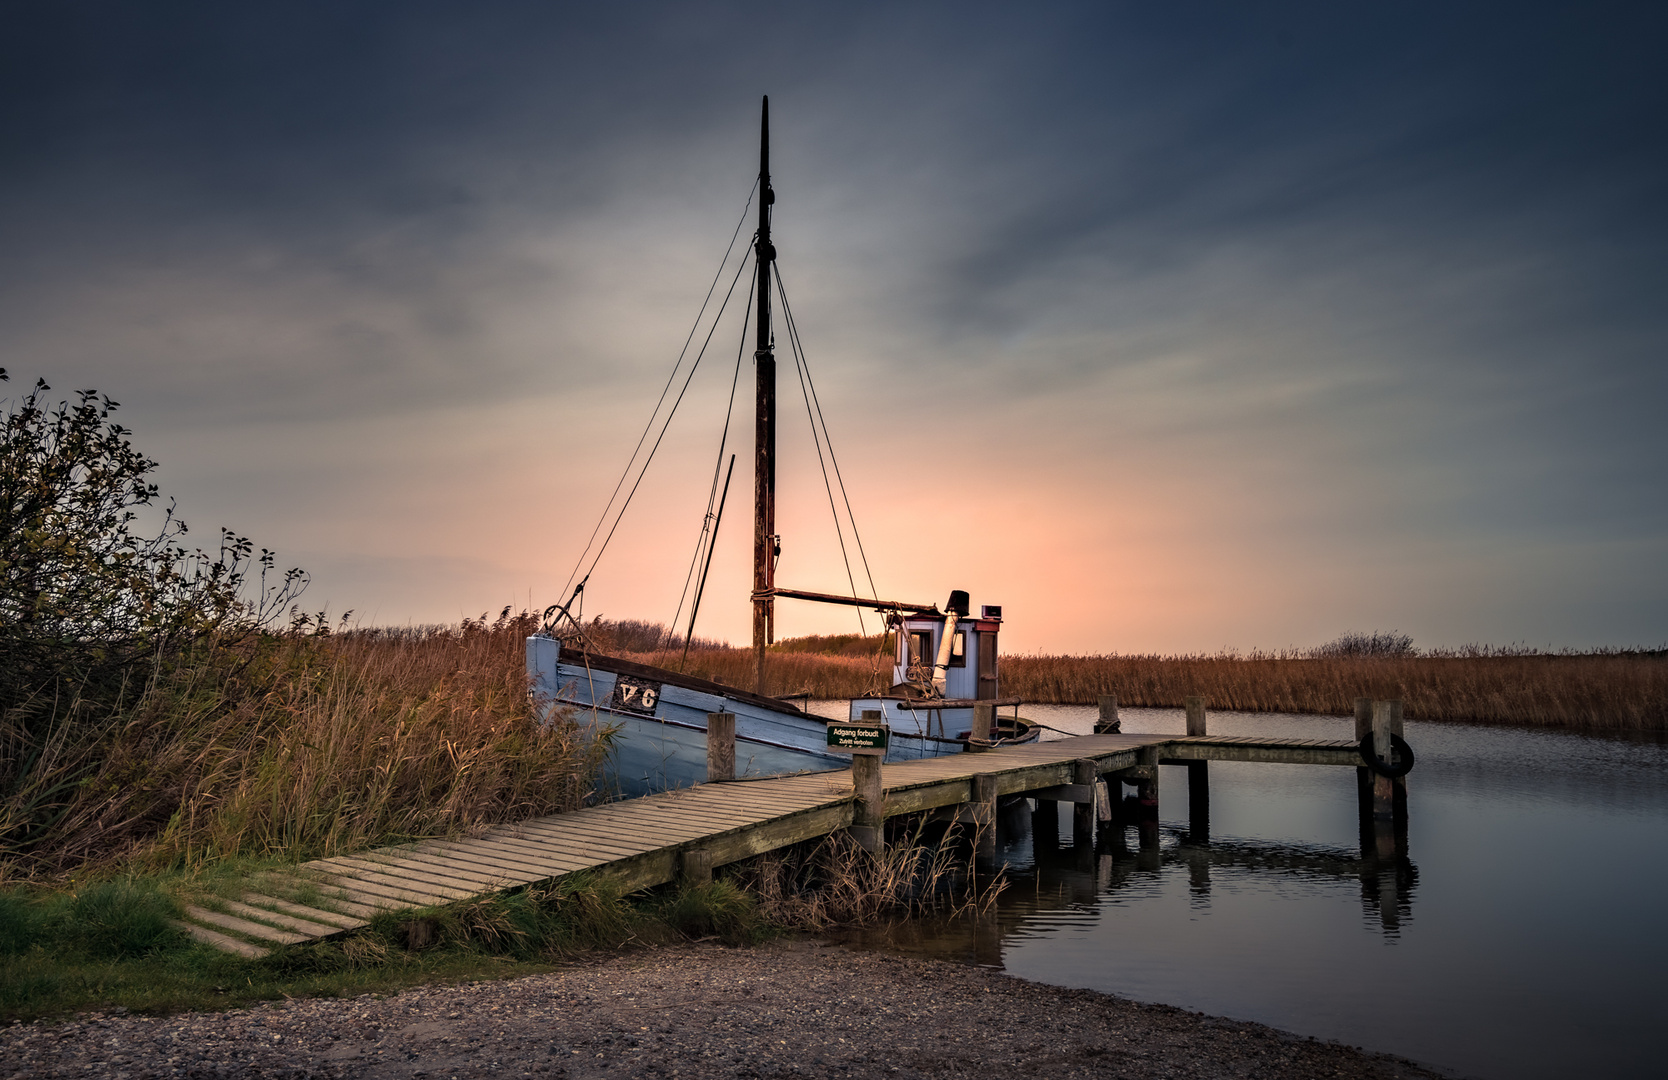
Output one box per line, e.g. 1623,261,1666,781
1,2,1664,649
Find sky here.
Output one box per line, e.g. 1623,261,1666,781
2,1,1664,654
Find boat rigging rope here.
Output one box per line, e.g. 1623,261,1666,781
774,267,882,634
558,181,759,608
665,269,757,654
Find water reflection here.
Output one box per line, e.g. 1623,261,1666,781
822,704,1668,1080
1016,790,1418,939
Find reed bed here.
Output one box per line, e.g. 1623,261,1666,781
1002,651,1668,729
0,614,607,880
618,647,894,699
589,621,1666,730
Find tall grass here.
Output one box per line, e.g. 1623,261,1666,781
1,612,607,880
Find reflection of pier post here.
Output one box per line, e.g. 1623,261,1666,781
1186,847,1211,899
1185,696,1210,844
1031,796,1058,853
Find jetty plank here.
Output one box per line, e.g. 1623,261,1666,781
174,920,270,959
333,853,517,894
182,905,310,947
310,859,476,902
415,839,591,877
369,845,543,887
240,895,368,932
218,899,347,938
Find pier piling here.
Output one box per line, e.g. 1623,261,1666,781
969,702,994,752
1354,697,1373,821
1094,694,1121,734
972,773,998,863
851,755,883,853
1137,745,1161,849
707,711,736,782
1371,701,1396,820
681,848,714,886
1072,759,1097,847
1185,696,1210,843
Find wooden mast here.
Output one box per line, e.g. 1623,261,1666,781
752,96,776,695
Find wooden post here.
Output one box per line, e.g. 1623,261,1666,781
1185,696,1209,842
706,711,736,782
1072,758,1096,847
1137,745,1160,849
1185,696,1206,736
851,754,883,853
1388,699,1409,821
681,848,713,886
967,702,994,753
1094,694,1121,734
1371,700,1395,819
972,773,998,862
1353,696,1373,822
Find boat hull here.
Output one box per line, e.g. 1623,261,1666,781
529,640,977,798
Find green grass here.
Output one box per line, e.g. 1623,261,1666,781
0,869,774,1023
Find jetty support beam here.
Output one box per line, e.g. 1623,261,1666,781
1185,696,1210,843
1072,759,1097,847
1137,746,1160,849
706,711,736,783
850,755,883,854
971,773,998,863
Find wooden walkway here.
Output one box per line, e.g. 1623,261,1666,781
175,732,1364,957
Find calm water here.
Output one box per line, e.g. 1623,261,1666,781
813,703,1668,1080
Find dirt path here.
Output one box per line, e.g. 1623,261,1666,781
2,940,1448,1079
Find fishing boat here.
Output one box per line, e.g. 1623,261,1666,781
527,98,1037,798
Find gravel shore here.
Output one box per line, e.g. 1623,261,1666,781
2,940,1447,1079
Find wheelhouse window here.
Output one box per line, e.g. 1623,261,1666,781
908,629,934,667
949,630,967,667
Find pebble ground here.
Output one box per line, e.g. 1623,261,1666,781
2,940,1450,1079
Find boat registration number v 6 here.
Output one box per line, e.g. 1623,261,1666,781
610,676,662,716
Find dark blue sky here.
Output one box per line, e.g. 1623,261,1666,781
3,2,1663,649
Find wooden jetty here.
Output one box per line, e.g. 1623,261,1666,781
176,699,1411,958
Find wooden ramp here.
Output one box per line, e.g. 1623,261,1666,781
176,732,1363,957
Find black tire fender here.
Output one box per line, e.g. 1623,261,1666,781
1359,733,1415,778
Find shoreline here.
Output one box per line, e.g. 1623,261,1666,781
2,939,1451,1079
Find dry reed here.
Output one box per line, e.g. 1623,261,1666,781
606,630,1665,730
0,613,607,879
726,822,1006,930
1001,652,1668,729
